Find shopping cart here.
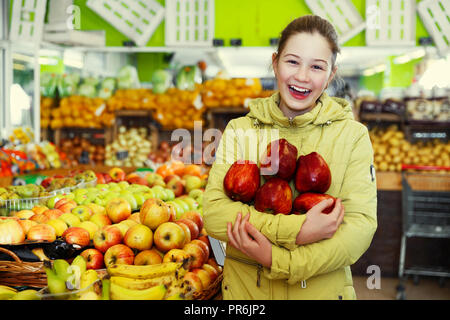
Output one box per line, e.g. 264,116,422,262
396,166,450,300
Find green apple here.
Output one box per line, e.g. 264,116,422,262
118,181,129,190
188,189,204,207
173,198,190,213
185,175,202,193
120,194,138,211
71,205,93,221
74,188,88,197
103,191,120,203
166,200,184,220
164,189,175,201
179,195,199,211
142,189,155,200
108,184,121,193
151,186,166,200
47,195,64,209
133,193,146,208
96,183,109,191
74,194,88,205
64,192,75,200
94,197,106,207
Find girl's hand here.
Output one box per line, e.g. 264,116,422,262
227,212,272,268
295,198,345,245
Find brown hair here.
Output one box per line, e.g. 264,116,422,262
274,15,340,69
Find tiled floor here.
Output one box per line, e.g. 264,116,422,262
353,276,450,300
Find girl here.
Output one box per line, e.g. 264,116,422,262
203,15,377,300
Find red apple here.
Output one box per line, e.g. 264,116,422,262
202,263,219,282
166,178,185,197
127,176,149,186
103,173,113,183
180,211,204,231
166,203,177,222
124,224,153,251
260,138,298,180
29,213,50,224
106,198,131,223
128,212,141,224
197,234,213,258
108,167,126,182
295,152,332,194
93,225,123,253
254,178,293,214
292,193,336,214
183,271,203,292
14,209,35,220
26,223,56,242
139,198,170,230
95,172,106,184
32,205,48,215
192,268,212,289
175,220,191,246
104,244,134,267
18,219,38,235
134,249,163,265
56,200,77,214
89,213,112,228
183,242,205,269
191,239,210,261
177,218,199,240
43,209,64,220
153,222,185,252
223,160,260,203
207,257,223,274
0,218,26,244
163,248,191,268
80,248,104,270
62,227,90,248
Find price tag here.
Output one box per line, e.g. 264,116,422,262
95,104,106,117
116,150,129,160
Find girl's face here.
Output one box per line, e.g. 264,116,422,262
272,32,337,118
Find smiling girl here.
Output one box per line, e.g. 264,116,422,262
203,15,377,300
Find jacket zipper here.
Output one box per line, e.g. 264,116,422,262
288,117,294,126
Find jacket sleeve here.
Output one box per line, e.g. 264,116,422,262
264,127,378,284
203,119,306,251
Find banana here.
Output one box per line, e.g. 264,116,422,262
0,285,17,300
110,266,187,291
31,248,50,262
107,262,185,279
110,283,167,300
101,279,110,300
165,293,186,300
11,289,41,300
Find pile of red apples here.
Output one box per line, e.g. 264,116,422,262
224,139,336,215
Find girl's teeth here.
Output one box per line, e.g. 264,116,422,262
290,86,310,93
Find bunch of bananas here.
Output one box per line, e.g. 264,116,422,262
107,261,193,300
0,285,41,300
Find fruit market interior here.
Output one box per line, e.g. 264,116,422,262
0,0,449,301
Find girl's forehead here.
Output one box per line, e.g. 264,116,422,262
282,32,333,60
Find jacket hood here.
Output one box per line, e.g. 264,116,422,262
246,92,354,128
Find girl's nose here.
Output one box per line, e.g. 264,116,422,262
294,66,310,82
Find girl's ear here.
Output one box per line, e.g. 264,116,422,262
272,52,278,77
326,66,338,89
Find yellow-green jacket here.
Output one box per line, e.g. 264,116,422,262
203,92,377,300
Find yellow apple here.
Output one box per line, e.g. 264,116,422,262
78,221,100,240
86,203,106,215
14,210,35,220
46,219,68,237
58,213,81,228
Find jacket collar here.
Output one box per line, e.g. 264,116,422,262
247,91,353,128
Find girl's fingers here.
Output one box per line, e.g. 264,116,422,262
227,222,239,249
232,212,242,245
329,198,342,217
239,214,253,244
245,221,266,244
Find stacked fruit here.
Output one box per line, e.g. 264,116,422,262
50,96,115,129
152,87,205,130
104,126,152,167
201,77,272,108
59,137,106,166
40,96,57,129
106,88,156,111
224,139,336,215
369,125,450,171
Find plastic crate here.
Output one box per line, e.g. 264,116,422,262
0,178,97,216
365,0,416,46
86,0,165,46
9,0,47,43
418,0,450,56
165,0,215,47
305,0,365,44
